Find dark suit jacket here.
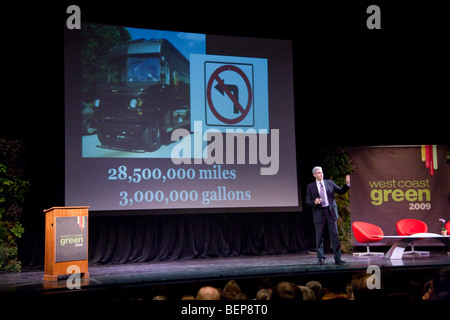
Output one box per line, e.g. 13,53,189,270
305,180,350,224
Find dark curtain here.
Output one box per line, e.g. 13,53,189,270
88,212,313,265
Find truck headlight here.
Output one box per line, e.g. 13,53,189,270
129,98,137,109
129,98,143,109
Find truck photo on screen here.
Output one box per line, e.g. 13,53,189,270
79,24,205,158
93,38,190,152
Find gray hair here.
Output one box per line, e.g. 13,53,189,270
312,166,323,175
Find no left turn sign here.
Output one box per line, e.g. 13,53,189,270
206,64,253,125
190,54,269,133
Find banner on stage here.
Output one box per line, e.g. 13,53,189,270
349,145,450,245
55,216,88,262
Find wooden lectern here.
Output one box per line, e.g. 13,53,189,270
43,206,90,282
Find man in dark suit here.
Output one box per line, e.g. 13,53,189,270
305,166,350,265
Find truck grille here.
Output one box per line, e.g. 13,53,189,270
101,97,128,118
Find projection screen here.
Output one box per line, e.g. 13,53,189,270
64,22,300,214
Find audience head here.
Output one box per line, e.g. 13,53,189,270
270,281,303,301
196,286,221,300
223,280,242,300
255,289,271,300
306,280,324,300
298,285,316,300
350,272,382,301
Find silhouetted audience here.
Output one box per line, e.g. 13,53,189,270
109,267,450,301
424,267,450,300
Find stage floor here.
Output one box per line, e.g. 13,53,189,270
1,250,450,298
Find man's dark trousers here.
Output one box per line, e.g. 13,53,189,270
315,206,341,260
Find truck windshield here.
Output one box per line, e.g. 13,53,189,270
109,56,160,83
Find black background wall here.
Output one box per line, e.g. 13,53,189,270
1,1,448,266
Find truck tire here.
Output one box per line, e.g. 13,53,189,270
97,131,117,146
142,119,162,152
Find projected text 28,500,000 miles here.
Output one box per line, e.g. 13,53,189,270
108,165,236,183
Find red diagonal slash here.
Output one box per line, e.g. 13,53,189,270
213,75,245,114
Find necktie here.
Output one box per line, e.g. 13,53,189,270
320,182,328,207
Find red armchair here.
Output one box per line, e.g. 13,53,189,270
396,219,429,255
352,222,384,256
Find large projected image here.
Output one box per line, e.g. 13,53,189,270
65,22,299,213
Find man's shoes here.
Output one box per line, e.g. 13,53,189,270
317,258,346,265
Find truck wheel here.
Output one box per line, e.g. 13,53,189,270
97,131,117,146
142,119,162,152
